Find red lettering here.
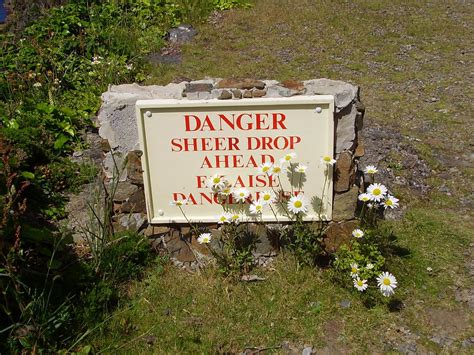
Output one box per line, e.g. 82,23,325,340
236,113,253,130
255,113,269,130
290,136,302,149
170,138,182,152
196,175,207,188
184,114,200,131
272,113,287,129
200,115,216,131
218,114,234,130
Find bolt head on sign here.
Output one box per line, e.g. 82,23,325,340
135,96,334,224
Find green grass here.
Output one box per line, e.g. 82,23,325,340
84,0,473,352
87,206,472,353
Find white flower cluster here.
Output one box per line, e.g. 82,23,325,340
358,166,399,209
350,259,398,297
349,222,398,296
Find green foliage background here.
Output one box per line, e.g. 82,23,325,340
0,0,249,352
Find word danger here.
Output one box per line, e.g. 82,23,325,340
184,112,287,131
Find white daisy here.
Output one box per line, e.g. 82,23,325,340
350,263,359,278
287,194,309,214
232,188,250,202
364,165,378,174
207,174,226,190
383,195,399,209
229,213,243,224
249,200,265,214
353,278,368,292
268,164,283,176
366,263,374,270
218,182,232,197
295,164,308,173
258,162,273,175
33,82,42,88
197,233,212,244
367,183,388,202
280,152,297,164
169,198,188,206
260,190,276,205
321,155,336,166
376,272,398,297
358,193,371,202
352,229,364,239
217,212,231,224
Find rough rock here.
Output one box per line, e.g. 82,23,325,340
303,78,358,112
231,89,242,99
354,136,365,157
65,183,96,243
216,78,265,90
163,230,196,262
217,89,232,100
265,85,293,97
166,24,197,44
242,89,253,98
98,83,186,155
126,150,143,185
103,151,127,181
121,188,147,213
144,225,171,237
335,104,358,154
184,82,213,94
332,186,359,221
334,151,356,192
114,213,147,233
281,79,305,92
186,91,212,100
252,89,266,97
323,220,358,253
113,181,138,202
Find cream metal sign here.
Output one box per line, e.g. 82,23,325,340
136,96,334,224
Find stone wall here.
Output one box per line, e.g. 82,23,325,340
72,78,365,268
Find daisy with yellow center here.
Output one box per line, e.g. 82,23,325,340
352,229,364,239
260,190,276,205
249,200,265,214
367,183,388,202
358,193,371,202
232,188,250,202
383,195,399,209
350,263,359,278
217,212,231,224
321,155,336,166
296,164,308,173
364,165,378,174
197,233,212,244
258,162,273,175
170,198,188,206
353,278,368,292
218,183,232,197
268,164,283,176
207,174,226,190
287,194,309,214
280,152,297,164
230,213,243,224
376,272,397,297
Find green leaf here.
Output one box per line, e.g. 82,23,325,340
54,135,70,150
21,171,35,180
